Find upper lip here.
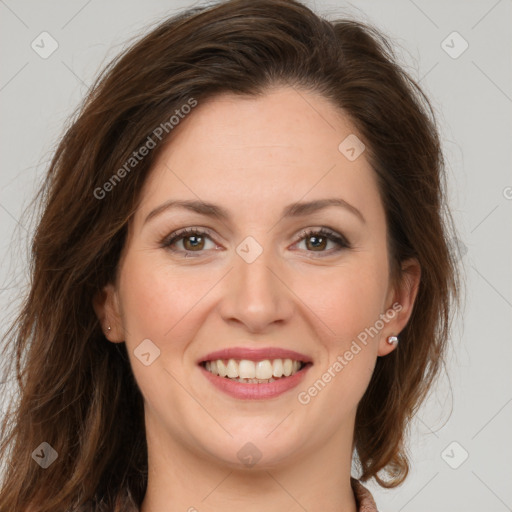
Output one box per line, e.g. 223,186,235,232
198,347,313,364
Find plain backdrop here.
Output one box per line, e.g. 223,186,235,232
0,1,511,511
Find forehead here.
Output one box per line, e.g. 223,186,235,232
167,86,352,155
136,86,382,226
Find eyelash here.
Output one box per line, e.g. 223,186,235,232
161,226,351,258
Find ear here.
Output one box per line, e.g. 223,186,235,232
378,257,421,357
92,283,124,343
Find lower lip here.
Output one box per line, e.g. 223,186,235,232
199,363,312,400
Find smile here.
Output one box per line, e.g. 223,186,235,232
197,347,313,399
201,358,306,383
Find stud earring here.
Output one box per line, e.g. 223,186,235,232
386,335,398,345
106,325,111,333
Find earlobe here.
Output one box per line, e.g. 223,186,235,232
377,334,400,357
378,258,421,357
92,283,124,343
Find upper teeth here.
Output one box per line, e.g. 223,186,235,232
205,359,302,379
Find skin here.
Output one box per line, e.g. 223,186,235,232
94,86,420,512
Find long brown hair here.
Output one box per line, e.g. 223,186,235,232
0,0,461,510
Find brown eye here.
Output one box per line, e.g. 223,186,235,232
295,227,351,255
305,234,328,251
182,233,205,251
163,227,217,255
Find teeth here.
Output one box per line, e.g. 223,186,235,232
216,359,227,377
239,359,256,379
272,359,284,377
226,359,238,378
255,360,273,379
203,358,304,381
283,359,293,377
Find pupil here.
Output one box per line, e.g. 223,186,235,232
308,235,325,250
186,235,203,250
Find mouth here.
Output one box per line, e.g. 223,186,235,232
197,347,313,400
200,358,311,384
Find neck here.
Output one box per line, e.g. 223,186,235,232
140,414,358,512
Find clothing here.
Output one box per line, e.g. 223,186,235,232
351,478,379,511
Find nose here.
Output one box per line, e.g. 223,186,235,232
217,243,295,334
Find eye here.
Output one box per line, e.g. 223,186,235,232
161,226,351,258
293,227,351,255
162,227,218,256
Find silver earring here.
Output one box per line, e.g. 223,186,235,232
386,335,398,345
107,325,111,332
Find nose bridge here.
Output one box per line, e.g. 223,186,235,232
219,234,294,331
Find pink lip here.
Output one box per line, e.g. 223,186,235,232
198,347,312,364
199,363,312,400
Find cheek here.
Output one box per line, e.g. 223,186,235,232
118,255,211,347
291,256,386,405
293,256,388,344
117,256,213,416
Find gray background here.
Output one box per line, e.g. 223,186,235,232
1,1,511,511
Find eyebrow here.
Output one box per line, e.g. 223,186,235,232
144,197,366,225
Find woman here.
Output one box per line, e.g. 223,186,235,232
0,0,461,510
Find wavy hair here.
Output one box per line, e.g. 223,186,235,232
0,0,461,510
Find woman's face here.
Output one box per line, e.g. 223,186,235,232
97,86,419,470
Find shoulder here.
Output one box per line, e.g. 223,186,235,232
351,477,379,512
